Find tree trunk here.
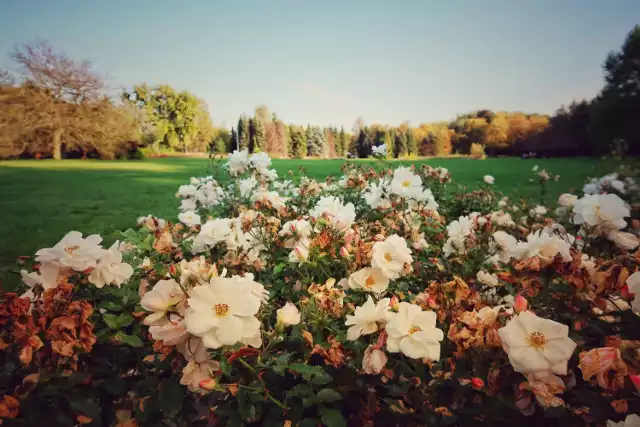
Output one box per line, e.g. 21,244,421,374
52,128,64,160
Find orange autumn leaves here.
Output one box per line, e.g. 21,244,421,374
0,283,97,422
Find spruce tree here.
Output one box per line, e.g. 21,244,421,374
407,129,417,155
237,115,250,151
251,115,266,152
384,129,392,158
395,130,408,158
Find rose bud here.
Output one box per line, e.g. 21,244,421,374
363,345,388,375
514,295,528,313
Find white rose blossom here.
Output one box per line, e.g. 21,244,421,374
498,311,576,375
141,279,185,326
88,242,134,288
192,218,233,253
390,167,423,199
185,277,263,349
386,302,444,360
35,231,105,272
227,149,250,176
477,270,500,287
276,302,301,326
178,210,201,227
345,296,390,340
572,193,629,232
309,196,356,231
371,234,413,279
347,267,390,295
249,152,272,173
607,414,640,427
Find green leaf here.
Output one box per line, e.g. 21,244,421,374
273,263,285,275
99,301,123,312
116,313,134,328
103,312,134,329
159,379,185,417
219,356,231,376
271,352,293,375
286,383,313,401
289,363,332,385
320,407,346,427
113,331,143,347
316,388,341,403
102,313,120,329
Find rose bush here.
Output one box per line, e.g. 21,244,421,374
2,152,640,426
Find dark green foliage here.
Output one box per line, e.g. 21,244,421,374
237,115,250,151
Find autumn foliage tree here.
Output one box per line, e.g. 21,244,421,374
1,42,136,159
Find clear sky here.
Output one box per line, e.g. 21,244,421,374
1,1,638,128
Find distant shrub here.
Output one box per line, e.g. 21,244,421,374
470,143,487,159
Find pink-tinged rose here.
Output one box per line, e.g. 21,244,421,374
339,246,350,258
514,295,528,313
578,347,628,390
521,372,565,408
362,345,388,374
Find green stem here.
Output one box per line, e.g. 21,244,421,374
237,357,288,410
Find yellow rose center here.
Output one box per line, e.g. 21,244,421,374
528,331,547,348
384,252,393,262
65,245,80,255
213,303,230,317
364,276,376,288
408,325,422,335
402,180,411,188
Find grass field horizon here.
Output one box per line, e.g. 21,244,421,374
0,157,622,279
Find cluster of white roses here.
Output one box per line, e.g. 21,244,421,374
344,234,413,295
278,196,356,264
227,150,278,180
191,211,267,266
279,218,313,264
442,211,518,257
21,231,134,298
492,229,573,264
362,166,438,211
583,172,637,196
309,196,356,231
344,234,444,363
140,266,268,391
177,176,225,215
556,190,638,250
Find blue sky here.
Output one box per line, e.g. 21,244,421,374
1,1,638,128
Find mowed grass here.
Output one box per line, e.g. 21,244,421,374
0,157,620,277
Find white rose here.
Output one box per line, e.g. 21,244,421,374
498,311,576,375
276,302,301,326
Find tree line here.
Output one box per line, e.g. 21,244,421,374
1,25,638,159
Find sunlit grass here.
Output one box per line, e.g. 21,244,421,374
0,157,620,281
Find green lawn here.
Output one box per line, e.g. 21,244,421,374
0,157,620,279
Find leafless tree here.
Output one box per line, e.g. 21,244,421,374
0,42,134,159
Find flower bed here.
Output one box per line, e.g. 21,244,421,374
2,153,640,426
